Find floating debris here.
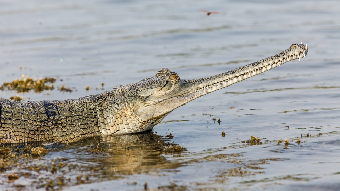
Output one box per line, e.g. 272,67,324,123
285,138,289,145
7,172,19,182
46,179,54,190
76,175,84,184
165,133,174,139
0,75,55,93
9,96,23,101
242,136,262,145
217,118,221,125
59,84,73,93
222,131,225,137
164,144,185,153
212,117,222,125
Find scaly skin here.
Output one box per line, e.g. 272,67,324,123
0,43,308,143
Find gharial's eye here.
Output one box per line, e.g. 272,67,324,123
169,73,178,80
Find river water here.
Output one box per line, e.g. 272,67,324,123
1,0,340,190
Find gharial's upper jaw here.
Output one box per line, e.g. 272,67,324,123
292,43,308,60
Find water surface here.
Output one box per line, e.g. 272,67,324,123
1,0,340,190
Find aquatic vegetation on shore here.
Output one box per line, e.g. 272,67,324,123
0,75,55,93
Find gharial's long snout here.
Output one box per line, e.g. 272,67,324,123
161,43,309,111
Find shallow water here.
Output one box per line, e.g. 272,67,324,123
1,0,340,190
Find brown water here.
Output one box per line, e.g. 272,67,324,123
1,0,340,190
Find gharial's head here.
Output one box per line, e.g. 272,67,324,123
101,68,190,135
134,68,183,103
100,43,308,135
125,68,189,127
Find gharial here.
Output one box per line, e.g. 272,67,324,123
0,43,308,143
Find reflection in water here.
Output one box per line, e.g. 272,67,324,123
1,127,339,190
94,132,185,176
0,131,272,190
0,131,186,189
